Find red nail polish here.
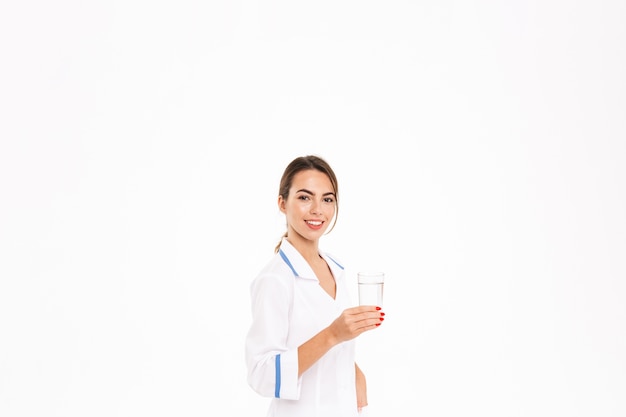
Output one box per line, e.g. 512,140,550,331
375,323,381,326
379,317,384,321
375,307,381,310
380,312,385,316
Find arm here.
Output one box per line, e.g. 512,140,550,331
246,274,301,399
297,305,383,377
355,363,367,411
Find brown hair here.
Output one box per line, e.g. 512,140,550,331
274,155,339,253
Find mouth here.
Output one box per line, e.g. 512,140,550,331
306,220,324,228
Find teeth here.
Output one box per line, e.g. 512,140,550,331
307,221,322,226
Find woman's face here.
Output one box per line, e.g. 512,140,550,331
279,169,336,245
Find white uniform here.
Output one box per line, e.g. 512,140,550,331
246,238,358,417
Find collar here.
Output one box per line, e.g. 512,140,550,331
278,238,344,280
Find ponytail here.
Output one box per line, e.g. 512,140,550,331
274,231,288,253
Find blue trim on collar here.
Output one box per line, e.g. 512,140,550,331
279,249,299,277
326,255,344,270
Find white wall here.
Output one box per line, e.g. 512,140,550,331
1,1,625,416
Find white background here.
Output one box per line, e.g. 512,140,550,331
1,1,625,416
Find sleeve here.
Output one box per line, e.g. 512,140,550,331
245,273,301,400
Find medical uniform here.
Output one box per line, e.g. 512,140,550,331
246,238,359,417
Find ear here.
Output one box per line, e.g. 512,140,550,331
278,195,286,214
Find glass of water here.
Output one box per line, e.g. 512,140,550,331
358,272,384,307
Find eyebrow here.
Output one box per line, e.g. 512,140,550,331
296,188,336,197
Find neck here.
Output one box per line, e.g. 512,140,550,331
285,235,320,264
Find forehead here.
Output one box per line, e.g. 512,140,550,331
291,169,334,192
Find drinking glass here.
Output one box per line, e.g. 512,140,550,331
358,272,384,307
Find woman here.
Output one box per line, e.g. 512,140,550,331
245,155,385,417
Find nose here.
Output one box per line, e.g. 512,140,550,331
310,200,322,215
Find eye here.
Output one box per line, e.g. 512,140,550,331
323,197,335,203
298,195,310,201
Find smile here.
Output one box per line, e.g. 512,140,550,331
306,220,323,226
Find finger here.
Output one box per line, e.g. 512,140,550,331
353,310,385,323
348,305,382,315
353,316,384,331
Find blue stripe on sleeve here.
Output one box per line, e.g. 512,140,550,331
274,354,281,398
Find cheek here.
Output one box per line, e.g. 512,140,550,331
287,202,307,217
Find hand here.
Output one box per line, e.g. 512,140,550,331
327,305,384,344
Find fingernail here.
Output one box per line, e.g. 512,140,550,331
380,317,384,321
375,306,381,310
375,323,381,326
380,312,385,316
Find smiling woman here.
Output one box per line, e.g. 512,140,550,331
245,155,385,417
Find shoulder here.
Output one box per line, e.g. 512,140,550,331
259,250,296,277
251,252,296,290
